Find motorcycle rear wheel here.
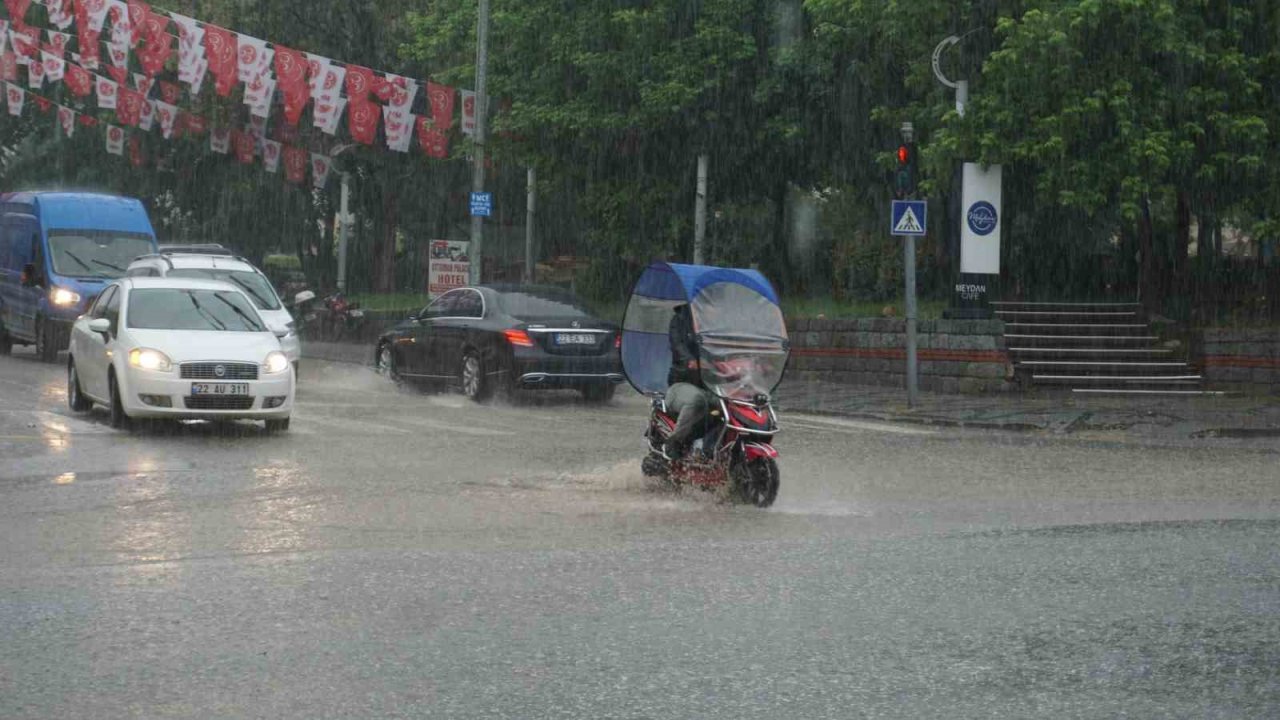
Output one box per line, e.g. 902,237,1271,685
732,457,779,508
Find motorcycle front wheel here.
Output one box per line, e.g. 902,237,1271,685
732,457,780,508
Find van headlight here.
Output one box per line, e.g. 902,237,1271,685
263,351,290,374
128,348,172,372
50,287,81,306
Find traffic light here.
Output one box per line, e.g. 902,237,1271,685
894,142,917,199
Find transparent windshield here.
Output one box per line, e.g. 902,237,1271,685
127,289,267,332
48,232,155,279
692,281,789,399
166,268,282,310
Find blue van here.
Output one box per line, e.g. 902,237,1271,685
0,192,158,361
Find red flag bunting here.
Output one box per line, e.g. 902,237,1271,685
32,94,50,112
202,24,237,97
232,130,255,164
128,134,145,166
347,98,379,145
5,0,31,32
427,81,455,131
116,86,144,126
64,61,91,95
345,64,375,101
416,116,449,159
106,64,127,85
0,53,16,82
158,80,179,105
282,145,307,184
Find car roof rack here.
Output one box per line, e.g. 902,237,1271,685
157,243,233,256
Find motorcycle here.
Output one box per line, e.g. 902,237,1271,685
320,291,366,340
621,262,790,508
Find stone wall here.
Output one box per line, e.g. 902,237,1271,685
788,318,1013,394
1201,329,1280,395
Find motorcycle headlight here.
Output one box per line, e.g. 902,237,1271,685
263,351,290,374
50,287,81,307
128,348,172,372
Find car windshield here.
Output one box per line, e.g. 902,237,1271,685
166,268,282,310
127,288,266,332
499,289,594,320
48,232,155,279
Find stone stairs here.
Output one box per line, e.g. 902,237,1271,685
995,301,1204,393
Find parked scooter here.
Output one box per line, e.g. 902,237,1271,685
321,291,366,341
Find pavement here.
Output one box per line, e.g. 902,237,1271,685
306,340,1280,441
6,346,1280,717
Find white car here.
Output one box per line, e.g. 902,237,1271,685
126,248,301,370
67,277,294,432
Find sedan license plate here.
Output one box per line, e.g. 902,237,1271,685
555,333,596,346
190,383,250,396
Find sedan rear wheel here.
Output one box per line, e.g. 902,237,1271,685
460,351,491,401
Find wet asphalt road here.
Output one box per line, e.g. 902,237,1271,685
2,347,1279,718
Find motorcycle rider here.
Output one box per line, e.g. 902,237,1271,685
663,303,712,460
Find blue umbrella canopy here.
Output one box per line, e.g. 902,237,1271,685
621,262,787,398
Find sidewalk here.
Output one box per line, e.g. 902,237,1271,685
303,341,1280,439
774,377,1280,439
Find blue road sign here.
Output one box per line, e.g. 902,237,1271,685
470,192,492,217
891,200,927,237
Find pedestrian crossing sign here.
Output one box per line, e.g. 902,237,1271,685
891,200,927,237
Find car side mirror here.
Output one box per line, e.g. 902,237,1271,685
294,290,315,305
88,318,111,336
273,328,289,339
20,263,39,288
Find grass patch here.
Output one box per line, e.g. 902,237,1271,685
350,293,431,313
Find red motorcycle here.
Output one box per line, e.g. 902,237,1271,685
621,261,790,508
321,292,366,340
641,385,781,507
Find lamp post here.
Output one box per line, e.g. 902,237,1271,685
330,144,357,292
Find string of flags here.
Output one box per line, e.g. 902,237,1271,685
6,78,343,188
0,0,494,187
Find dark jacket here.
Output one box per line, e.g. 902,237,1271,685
668,305,701,386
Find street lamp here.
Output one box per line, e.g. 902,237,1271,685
330,144,357,292
932,35,968,117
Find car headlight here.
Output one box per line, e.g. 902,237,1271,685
263,351,290,374
50,287,81,307
128,348,172,372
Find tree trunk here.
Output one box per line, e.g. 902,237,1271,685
1137,196,1158,312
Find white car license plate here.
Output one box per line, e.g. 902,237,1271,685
555,333,596,345
190,383,250,396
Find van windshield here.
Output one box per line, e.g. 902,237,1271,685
48,231,155,279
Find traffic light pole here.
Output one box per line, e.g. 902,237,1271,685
900,122,919,408
905,231,919,408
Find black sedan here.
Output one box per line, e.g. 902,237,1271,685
374,285,625,402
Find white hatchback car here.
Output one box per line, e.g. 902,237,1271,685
67,277,295,432
126,248,301,370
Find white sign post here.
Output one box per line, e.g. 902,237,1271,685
428,240,472,298
960,162,1002,275
956,163,1002,316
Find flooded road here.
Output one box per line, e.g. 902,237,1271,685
2,349,1278,717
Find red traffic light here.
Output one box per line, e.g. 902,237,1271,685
897,145,911,165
